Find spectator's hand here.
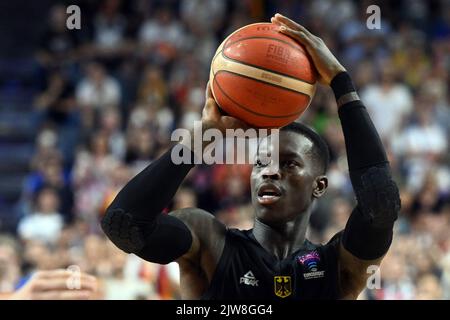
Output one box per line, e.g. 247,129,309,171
271,13,346,85
9,269,98,300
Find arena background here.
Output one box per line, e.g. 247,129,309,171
0,0,448,300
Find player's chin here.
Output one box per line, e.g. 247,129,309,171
255,210,290,228
254,199,286,220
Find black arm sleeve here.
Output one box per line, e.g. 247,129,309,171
331,72,401,260
101,145,195,264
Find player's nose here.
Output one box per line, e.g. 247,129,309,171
261,163,281,180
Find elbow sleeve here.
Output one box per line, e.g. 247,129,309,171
101,208,193,264
101,208,147,254
343,165,401,260
350,165,401,229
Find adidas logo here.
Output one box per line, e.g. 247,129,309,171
240,271,259,287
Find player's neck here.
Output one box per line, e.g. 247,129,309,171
252,216,309,260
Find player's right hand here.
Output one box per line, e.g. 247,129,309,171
202,82,250,134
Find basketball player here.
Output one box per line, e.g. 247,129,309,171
102,14,401,299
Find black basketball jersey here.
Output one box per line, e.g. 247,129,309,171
201,228,342,300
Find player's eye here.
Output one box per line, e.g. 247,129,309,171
283,160,299,168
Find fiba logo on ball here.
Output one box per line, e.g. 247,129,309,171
266,44,291,65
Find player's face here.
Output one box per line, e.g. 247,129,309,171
251,131,321,226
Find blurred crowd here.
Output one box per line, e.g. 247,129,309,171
0,0,449,299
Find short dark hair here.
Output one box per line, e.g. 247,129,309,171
280,122,330,174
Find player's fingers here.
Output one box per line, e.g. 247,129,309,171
273,13,313,37
270,17,282,26
277,25,311,47
271,13,316,40
273,13,301,30
202,97,214,118
317,74,327,85
203,81,221,119
202,97,221,120
205,81,213,100
271,17,292,30
31,289,93,300
253,127,278,140
222,116,250,131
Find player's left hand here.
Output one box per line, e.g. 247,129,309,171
271,13,346,85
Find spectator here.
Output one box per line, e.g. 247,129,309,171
137,65,168,106
91,0,131,62
76,62,122,113
17,188,64,245
361,64,413,141
98,107,127,161
36,4,81,71
138,6,185,64
394,98,447,191
72,132,119,220
415,274,443,300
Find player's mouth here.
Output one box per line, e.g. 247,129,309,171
257,183,283,205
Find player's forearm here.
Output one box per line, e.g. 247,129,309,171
331,72,387,169
101,144,195,255
330,72,401,260
107,144,195,219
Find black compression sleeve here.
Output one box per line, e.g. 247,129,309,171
108,145,195,220
101,145,195,263
332,72,387,170
331,72,400,260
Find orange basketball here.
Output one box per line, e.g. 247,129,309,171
210,23,317,128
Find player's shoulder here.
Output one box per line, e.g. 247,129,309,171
225,228,255,243
325,230,344,247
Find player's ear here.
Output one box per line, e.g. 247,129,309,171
312,175,328,198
